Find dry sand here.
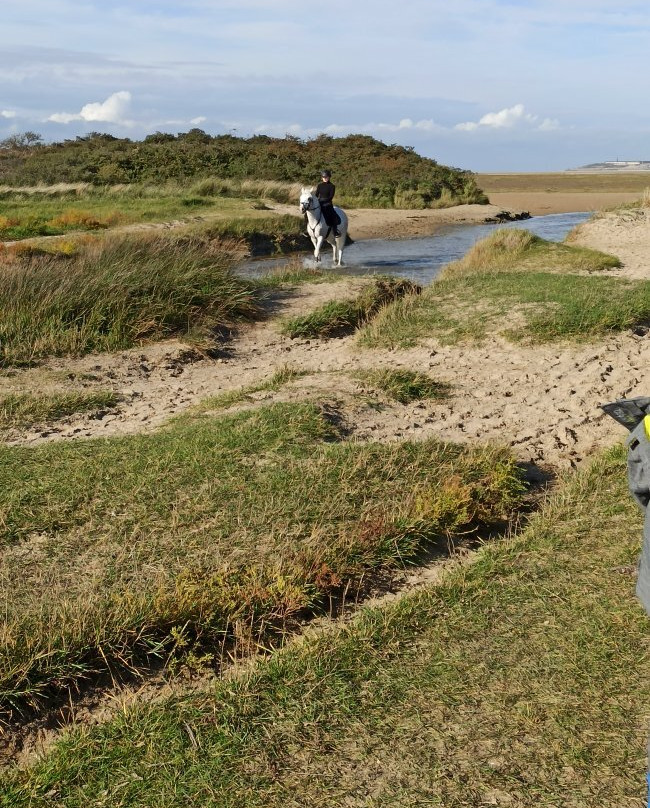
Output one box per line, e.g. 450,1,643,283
3,199,649,471
569,206,650,279
487,191,642,216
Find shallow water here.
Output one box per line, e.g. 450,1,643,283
241,211,592,286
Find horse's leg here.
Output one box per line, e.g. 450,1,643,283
314,235,324,263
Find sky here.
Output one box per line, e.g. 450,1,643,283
2,0,650,171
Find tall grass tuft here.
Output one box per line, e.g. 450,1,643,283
441,228,621,280
441,229,543,279
354,369,451,403
281,278,421,338
360,232,632,348
0,391,119,428
0,234,260,365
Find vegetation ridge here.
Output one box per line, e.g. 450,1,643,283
0,131,487,209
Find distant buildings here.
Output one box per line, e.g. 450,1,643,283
569,161,650,172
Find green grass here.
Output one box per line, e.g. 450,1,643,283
3,445,647,806
0,191,212,240
362,272,650,347
0,182,304,241
0,391,118,429
0,402,524,713
353,368,451,403
359,230,645,348
281,278,421,339
0,234,261,366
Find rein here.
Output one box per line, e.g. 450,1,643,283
303,197,325,237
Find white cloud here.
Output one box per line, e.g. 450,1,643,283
253,110,562,142
190,116,207,125
456,104,559,132
538,117,560,132
254,117,445,139
1,110,16,118
48,90,133,125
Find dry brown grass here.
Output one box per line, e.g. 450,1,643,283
478,172,650,194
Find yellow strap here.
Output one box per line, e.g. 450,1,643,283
643,414,650,440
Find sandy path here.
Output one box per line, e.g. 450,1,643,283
267,202,529,241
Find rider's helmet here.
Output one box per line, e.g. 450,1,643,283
320,169,331,179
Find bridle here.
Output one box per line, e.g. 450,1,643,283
300,195,319,214
300,195,324,236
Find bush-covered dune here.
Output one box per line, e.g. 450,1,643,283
0,131,487,209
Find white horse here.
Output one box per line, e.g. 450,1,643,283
299,187,348,266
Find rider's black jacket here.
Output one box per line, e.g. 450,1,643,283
316,181,335,206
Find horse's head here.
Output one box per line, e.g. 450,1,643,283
299,187,318,214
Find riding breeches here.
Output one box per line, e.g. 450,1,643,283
320,203,338,228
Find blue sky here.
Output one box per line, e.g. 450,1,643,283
2,0,650,171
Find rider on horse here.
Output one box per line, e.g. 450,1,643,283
315,169,340,237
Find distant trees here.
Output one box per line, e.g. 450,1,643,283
0,131,43,150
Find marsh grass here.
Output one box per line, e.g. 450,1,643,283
3,446,647,806
0,181,305,240
281,278,421,339
0,402,524,713
0,391,118,429
353,368,451,404
0,234,261,366
360,230,642,348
